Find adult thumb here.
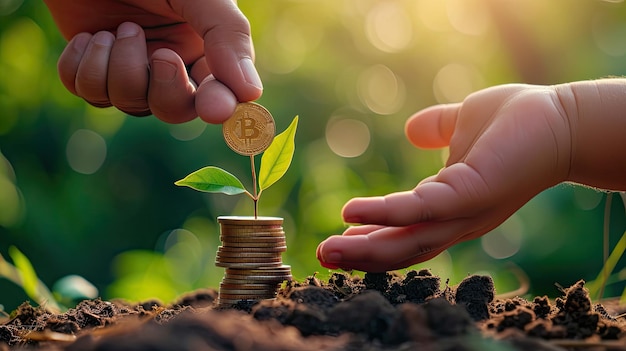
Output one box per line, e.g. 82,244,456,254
169,0,263,103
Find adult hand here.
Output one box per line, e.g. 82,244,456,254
44,0,262,123
317,84,573,272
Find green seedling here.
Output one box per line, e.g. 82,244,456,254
175,116,298,218
587,191,626,302
0,246,99,313
0,246,61,312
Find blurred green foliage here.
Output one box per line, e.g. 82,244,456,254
1,0,625,311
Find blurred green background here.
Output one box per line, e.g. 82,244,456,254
1,0,625,311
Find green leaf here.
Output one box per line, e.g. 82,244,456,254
9,246,38,301
1,249,61,312
589,229,626,300
259,116,298,192
175,166,248,195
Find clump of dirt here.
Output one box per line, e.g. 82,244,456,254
1,271,624,351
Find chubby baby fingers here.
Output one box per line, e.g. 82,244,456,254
317,220,469,272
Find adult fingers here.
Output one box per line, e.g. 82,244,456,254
195,74,239,124
184,57,238,123
108,22,150,116
57,32,92,96
74,31,115,107
405,103,460,149
148,48,197,124
169,0,263,104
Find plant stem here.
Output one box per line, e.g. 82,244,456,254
599,192,612,300
250,155,258,219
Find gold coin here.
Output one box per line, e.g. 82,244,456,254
224,272,291,280
218,240,287,249
218,216,283,226
220,229,285,237
226,265,291,274
222,278,284,285
220,278,283,289
217,249,284,257
215,261,283,268
216,255,282,263
222,103,275,156
216,256,283,263
217,246,286,253
220,235,285,242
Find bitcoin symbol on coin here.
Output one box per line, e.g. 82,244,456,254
223,102,275,156
236,114,260,146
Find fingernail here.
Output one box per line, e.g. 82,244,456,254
72,34,90,52
117,22,139,39
324,251,342,263
239,58,263,90
343,216,362,224
93,32,114,46
152,60,177,82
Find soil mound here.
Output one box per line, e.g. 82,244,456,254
1,271,624,350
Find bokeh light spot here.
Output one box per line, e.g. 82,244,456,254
85,105,126,137
365,2,413,53
0,18,46,105
326,118,370,158
573,187,603,211
446,0,491,36
357,64,405,115
0,0,23,16
169,117,207,141
433,63,483,103
0,175,22,227
481,215,524,259
415,0,451,32
592,12,626,57
259,17,308,74
66,129,107,175
0,95,17,135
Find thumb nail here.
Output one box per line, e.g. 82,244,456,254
239,58,263,90
324,251,342,263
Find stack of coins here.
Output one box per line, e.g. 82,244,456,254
216,216,292,306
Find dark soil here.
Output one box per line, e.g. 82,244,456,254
1,270,625,350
